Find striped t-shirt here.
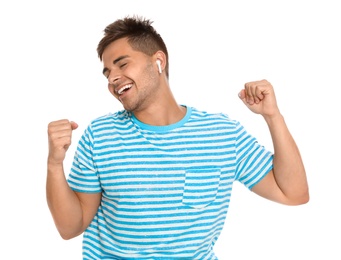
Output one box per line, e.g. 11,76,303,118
67,106,273,259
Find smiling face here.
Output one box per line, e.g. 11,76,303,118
102,37,161,112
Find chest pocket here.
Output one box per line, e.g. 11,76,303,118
182,167,221,209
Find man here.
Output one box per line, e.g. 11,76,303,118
46,15,309,259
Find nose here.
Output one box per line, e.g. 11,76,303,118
108,70,121,85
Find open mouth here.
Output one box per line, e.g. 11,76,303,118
117,84,133,95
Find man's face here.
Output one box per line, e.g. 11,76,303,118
102,37,159,112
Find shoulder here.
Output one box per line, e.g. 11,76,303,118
89,110,129,126
83,110,131,135
189,107,240,127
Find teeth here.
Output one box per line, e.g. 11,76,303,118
118,84,132,95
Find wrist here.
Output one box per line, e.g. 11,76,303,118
47,159,64,171
263,111,283,124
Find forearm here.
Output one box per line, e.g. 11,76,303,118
46,162,84,239
265,113,309,204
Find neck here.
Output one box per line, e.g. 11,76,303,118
133,92,186,126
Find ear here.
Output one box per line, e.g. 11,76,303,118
153,51,166,73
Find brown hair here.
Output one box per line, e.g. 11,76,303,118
97,15,169,77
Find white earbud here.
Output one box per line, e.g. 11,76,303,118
156,59,162,74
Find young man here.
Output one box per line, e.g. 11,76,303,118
46,15,309,259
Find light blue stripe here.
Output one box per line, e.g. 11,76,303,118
67,107,273,258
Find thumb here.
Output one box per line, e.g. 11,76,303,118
70,121,79,130
238,89,246,102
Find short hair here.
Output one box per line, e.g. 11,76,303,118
97,15,169,77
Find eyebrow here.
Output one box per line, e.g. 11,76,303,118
102,55,129,75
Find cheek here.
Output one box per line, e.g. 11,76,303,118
140,64,158,84
108,85,118,98
129,62,157,89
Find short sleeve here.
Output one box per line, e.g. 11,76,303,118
234,121,273,189
67,125,102,193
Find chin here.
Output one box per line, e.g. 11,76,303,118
122,103,135,112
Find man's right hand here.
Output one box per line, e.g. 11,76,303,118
47,119,78,165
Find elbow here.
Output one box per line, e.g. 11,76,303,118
287,189,310,206
60,232,77,240
58,226,83,240
298,191,310,205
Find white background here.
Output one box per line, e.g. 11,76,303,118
1,0,340,259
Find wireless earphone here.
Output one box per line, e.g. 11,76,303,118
156,59,162,74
